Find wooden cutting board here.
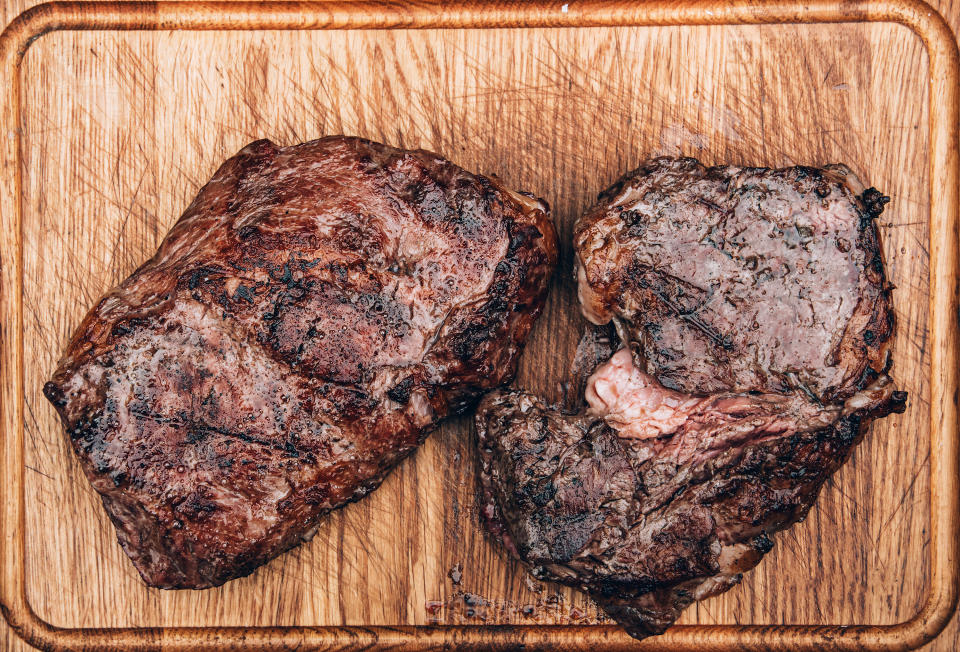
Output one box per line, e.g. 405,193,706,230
1,0,958,649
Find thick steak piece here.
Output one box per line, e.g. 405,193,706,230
475,157,905,639
44,136,558,589
575,157,894,402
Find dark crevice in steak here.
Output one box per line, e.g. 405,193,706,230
475,156,906,639
45,136,558,589
563,323,619,413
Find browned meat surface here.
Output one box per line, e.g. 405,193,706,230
44,136,558,589
475,157,905,639
575,158,893,402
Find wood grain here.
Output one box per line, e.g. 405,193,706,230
0,1,957,650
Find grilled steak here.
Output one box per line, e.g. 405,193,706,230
476,157,905,639
44,136,558,589
575,158,894,401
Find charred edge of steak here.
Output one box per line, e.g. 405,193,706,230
431,186,559,414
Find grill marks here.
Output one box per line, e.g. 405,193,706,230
44,136,558,589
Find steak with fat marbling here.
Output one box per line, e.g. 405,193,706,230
476,157,905,639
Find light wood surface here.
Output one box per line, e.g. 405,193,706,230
0,0,957,649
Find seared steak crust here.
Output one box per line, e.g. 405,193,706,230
476,157,905,638
575,157,894,402
45,136,558,589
